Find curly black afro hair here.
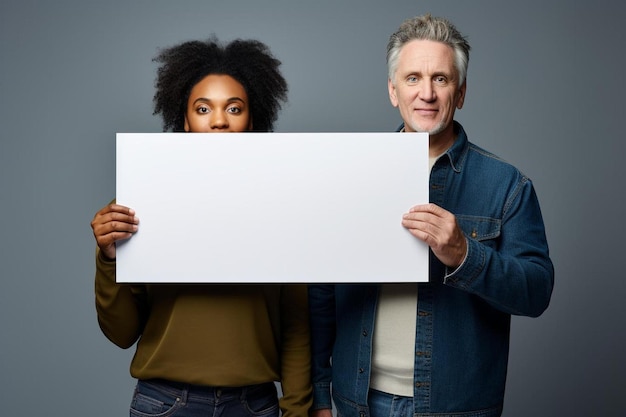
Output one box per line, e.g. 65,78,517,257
152,36,288,132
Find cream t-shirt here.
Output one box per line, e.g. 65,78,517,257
370,155,440,396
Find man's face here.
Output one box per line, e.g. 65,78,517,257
388,40,466,145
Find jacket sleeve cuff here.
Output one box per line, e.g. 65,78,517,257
444,236,483,287
311,381,332,410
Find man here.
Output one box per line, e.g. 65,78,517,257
308,14,554,417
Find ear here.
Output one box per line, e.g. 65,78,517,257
456,81,467,109
388,78,399,108
183,115,190,132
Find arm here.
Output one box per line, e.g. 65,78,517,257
307,284,336,412
92,202,147,348
94,249,148,348
278,284,313,417
310,410,333,417
402,180,554,317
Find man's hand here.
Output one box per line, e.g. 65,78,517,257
90,203,139,260
402,203,467,269
310,409,333,417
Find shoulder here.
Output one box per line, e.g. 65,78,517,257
466,141,529,181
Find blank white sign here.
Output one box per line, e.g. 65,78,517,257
116,132,429,283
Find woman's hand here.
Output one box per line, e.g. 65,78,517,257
90,203,139,260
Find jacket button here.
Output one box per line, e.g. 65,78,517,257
359,368,364,373
362,330,368,336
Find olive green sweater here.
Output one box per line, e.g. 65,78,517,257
95,249,312,416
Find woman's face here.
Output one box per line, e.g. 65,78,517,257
184,74,253,132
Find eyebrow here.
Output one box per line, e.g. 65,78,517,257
193,97,246,105
403,69,452,77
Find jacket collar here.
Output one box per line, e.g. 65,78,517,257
396,121,469,173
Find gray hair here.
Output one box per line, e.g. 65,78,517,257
386,14,471,88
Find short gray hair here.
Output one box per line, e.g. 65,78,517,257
386,14,471,88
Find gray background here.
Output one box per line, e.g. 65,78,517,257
1,0,624,415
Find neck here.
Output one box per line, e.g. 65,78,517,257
428,124,456,157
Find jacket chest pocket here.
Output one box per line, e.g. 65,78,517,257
457,215,501,247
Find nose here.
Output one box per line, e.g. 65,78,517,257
418,81,435,102
210,110,229,130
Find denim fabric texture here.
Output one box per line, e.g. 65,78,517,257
308,122,554,417
129,379,279,417
367,389,413,417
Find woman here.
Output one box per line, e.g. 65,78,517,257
91,37,311,417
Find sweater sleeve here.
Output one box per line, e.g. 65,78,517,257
277,284,313,417
94,247,148,349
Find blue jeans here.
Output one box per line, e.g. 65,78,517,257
129,379,279,417
367,389,413,417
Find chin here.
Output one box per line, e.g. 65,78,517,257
411,121,445,136
407,122,436,135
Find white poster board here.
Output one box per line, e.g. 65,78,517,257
116,132,429,283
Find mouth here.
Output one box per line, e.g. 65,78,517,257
414,108,438,117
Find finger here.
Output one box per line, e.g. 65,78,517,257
407,203,430,213
403,222,433,245
94,223,138,250
94,218,139,236
402,216,432,240
101,203,135,216
402,211,437,229
105,210,139,225
408,202,441,213
96,229,135,244
92,208,139,231
402,212,448,243
408,203,450,220
93,204,136,223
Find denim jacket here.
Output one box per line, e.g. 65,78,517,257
308,122,554,417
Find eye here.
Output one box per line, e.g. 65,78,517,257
227,105,242,114
196,105,210,114
434,75,447,84
406,75,418,84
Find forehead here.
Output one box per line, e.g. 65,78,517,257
189,74,248,99
397,39,456,73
